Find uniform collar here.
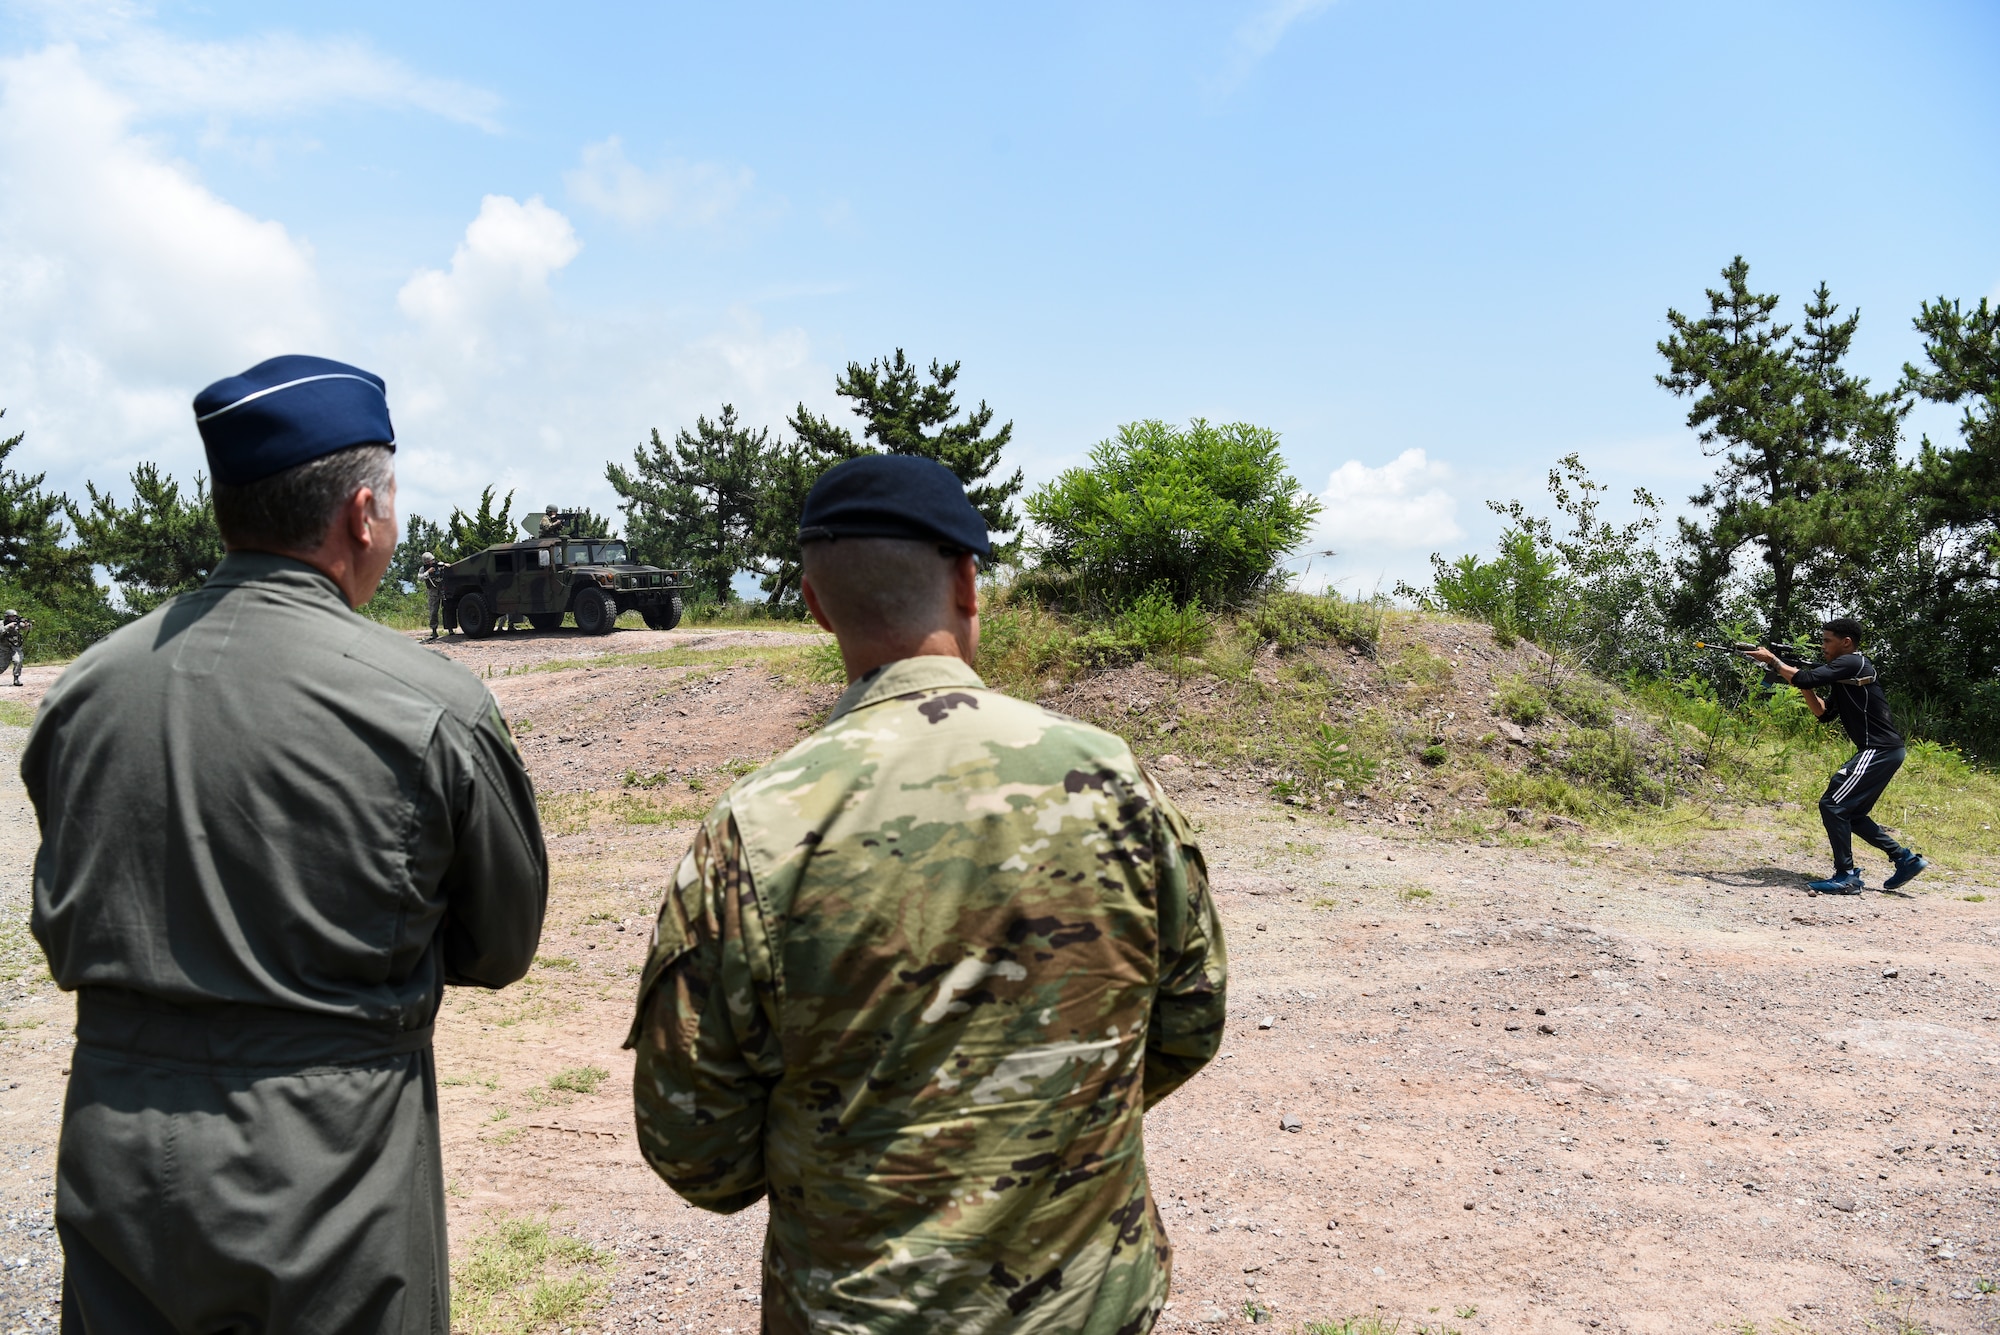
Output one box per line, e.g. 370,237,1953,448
204,550,351,607
827,654,987,723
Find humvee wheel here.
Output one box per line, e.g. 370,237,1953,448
456,591,494,639
643,595,684,631
527,613,563,632
573,590,618,635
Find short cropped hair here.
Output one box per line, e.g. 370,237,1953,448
801,537,958,641
213,445,394,553
1822,617,1864,646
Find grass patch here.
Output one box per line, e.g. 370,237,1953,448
451,1215,609,1335
1495,675,1547,725
1397,887,1433,902
534,956,579,973
535,792,593,837
1242,589,1382,653
0,698,35,728
548,1065,610,1095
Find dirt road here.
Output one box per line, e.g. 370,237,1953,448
4,624,1998,1333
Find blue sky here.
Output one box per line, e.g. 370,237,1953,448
0,0,1993,592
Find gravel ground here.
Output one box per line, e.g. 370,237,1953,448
3,630,1999,1333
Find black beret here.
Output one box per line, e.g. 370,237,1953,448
798,455,991,559
193,355,395,487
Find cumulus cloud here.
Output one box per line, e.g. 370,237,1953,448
1313,448,1462,550
563,136,752,227
398,195,581,335
0,44,326,482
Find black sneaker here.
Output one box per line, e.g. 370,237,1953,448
1808,869,1864,895
1884,853,1928,891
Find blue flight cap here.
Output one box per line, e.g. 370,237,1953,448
192,355,395,487
797,454,991,559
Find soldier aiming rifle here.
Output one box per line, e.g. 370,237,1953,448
2,610,31,686
1735,618,1928,895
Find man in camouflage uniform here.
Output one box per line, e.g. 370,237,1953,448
420,551,446,639
538,504,566,538
2,609,31,685
627,455,1227,1335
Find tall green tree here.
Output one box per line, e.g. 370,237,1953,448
827,350,1022,547
1903,295,1999,534
70,465,223,614
607,406,769,601
444,487,515,560
1657,257,1902,637
0,411,93,596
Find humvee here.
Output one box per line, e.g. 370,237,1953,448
439,526,689,638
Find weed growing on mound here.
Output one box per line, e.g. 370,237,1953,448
451,1215,608,1334
1242,590,1380,652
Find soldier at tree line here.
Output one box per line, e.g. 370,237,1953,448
627,454,1228,1334
2,609,31,686
25,354,548,1332
419,549,447,640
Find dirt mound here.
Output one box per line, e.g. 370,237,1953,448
1041,612,1680,835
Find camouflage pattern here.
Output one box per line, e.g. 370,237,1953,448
627,656,1227,1335
421,564,445,635
3,617,30,683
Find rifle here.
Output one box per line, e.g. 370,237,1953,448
1694,638,1810,686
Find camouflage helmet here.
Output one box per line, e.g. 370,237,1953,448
545,504,560,516
2,610,15,621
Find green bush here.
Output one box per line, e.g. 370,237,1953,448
1243,590,1380,652
1557,726,1664,805
1552,677,1615,728
1025,418,1320,608
1115,589,1209,658
1495,676,1548,725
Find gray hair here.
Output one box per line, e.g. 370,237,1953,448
213,445,394,553
801,537,958,641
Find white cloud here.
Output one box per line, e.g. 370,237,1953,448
1217,0,1337,91
1313,448,1462,551
398,195,581,338
7,2,502,128
563,136,752,227
0,44,326,483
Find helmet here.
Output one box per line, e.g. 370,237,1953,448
2,610,15,620
545,504,559,516
420,551,436,564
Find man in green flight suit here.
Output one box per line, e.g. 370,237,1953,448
627,455,1228,1334
25,355,549,1333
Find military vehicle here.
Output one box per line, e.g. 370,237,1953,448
439,517,689,638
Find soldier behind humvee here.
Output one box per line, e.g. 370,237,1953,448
420,552,447,640
1,610,30,686
538,504,565,538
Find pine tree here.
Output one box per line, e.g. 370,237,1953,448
1657,258,1900,637
69,465,224,614
0,411,92,595
607,406,770,602
444,487,516,560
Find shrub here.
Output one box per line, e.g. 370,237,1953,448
1552,677,1615,728
1420,743,1448,767
1305,724,1377,786
1495,676,1548,725
1116,588,1210,658
1025,418,1320,608
1244,590,1380,652
1557,726,1665,805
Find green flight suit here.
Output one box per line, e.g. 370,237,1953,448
628,656,1227,1335
24,552,548,1334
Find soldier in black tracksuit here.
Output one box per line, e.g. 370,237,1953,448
1751,619,1927,893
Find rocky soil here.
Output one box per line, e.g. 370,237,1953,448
2,622,1998,1333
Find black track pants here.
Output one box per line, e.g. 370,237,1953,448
1819,746,1907,872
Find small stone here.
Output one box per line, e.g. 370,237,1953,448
1504,1022,1522,1032
1534,1007,1546,1016
1280,1114,1303,1133
1829,1197,1855,1213
1462,1200,1475,1210
1538,1023,1556,1035
1255,922,1268,932
1883,967,1900,979
1197,1307,1228,1326
1243,1262,1263,1273
1259,1015,1276,1030
1498,721,1527,744
1326,1220,1339,1230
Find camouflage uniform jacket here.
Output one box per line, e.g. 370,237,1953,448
627,655,1227,1335
0,619,28,653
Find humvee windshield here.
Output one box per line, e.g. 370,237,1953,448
563,540,630,565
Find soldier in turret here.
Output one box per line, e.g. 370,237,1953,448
538,505,566,539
